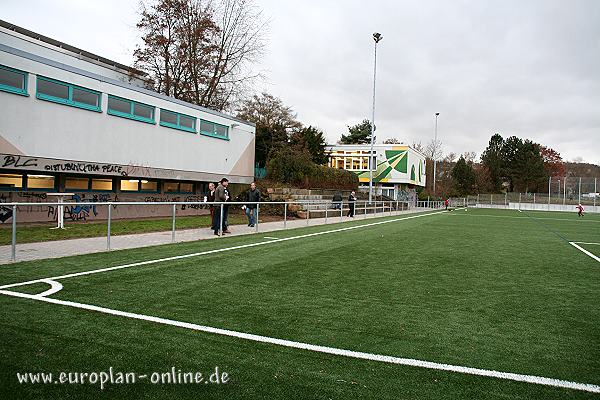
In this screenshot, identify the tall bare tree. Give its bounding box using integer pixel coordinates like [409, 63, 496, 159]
[133, 0, 266, 111]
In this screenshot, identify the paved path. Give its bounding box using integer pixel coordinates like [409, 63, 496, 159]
[0, 208, 430, 264]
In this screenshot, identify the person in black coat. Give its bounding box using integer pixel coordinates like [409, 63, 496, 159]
[347, 190, 357, 217]
[243, 182, 261, 227]
[332, 192, 343, 210]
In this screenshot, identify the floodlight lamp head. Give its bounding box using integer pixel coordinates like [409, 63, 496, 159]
[373, 32, 383, 43]
[435, 112, 440, 116]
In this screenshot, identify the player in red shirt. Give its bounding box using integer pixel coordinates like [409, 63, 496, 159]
[576, 204, 584, 217]
[445, 198, 449, 210]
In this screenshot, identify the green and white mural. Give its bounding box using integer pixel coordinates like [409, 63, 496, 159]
[356, 146, 425, 185]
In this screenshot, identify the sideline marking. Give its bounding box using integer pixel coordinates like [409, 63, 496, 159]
[573, 242, 600, 246]
[263, 237, 278, 240]
[0, 211, 446, 290]
[449, 213, 600, 223]
[569, 242, 600, 263]
[0, 289, 598, 394]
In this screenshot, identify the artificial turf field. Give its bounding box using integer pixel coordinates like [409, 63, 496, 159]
[0, 208, 599, 399]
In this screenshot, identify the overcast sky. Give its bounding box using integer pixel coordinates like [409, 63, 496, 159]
[3, 0, 599, 164]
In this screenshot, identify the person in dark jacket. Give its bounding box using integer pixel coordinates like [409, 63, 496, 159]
[207, 182, 216, 225]
[347, 190, 357, 217]
[243, 182, 261, 227]
[212, 178, 230, 235]
[332, 192, 342, 209]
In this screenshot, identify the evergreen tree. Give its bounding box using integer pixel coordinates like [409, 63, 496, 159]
[480, 134, 505, 192]
[339, 119, 372, 144]
[451, 156, 476, 195]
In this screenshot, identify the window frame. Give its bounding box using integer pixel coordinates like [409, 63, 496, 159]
[159, 109, 197, 133]
[199, 119, 230, 141]
[119, 178, 160, 193]
[25, 173, 58, 192]
[0, 65, 29, 96]
[0, 171, 26, 191]
[36, 76, 101, 112]
[107, 95, 155, 124]
[64, 176, 116, 193]
[163, 181, 195, 194]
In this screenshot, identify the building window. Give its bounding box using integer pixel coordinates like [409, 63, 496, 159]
[36, 76, 101, 112]
[26, 174, 55, 190]
[108, 95, 155, 124]
[65, 176, 90, 190]
[200, 119, 229, 140]
[120, 179, 158, 192]
[164, 181, 194, 193]
[0, 173, 24, 189]
[91, 178, 113, 191]
[160, 109, 197, 133]
[0, 65, 28, 96]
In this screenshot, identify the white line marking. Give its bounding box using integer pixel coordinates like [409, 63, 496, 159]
[0, 211, 445, 290]
[263, 237, 278, 240]
[573, 242, 600, 246]
[0, 289, 598, 394]
[569, 242, 600, 263]
[36, 280, 63, 297]
[450, 214, 600, 223]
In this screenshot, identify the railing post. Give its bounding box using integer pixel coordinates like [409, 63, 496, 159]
[519, 193, 522, 210]
[364, 201, 367, 219]
[533, 193, 536, 205]
[563, 177, 566, 205]
[306, 202, 310, 225]
[594, 178, 597, 208]
[171, 203, 176, 243]
[340, 201, 343, 221]
[11, 205, 16, 262]
[505, 192, 507, 207]
[548, 176, 551, 210]
[219, 204, 224, 236]
[325, 205, 328, 224]
[107, 204, 111, 251]
[396, 200, 398, 215]
[255, 203, 260, 232]
[284, 203, 287, 229]
[578, 177, 582, 204]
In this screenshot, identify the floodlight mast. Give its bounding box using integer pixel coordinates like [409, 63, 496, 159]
[368, 32, 383, 204]
[433, 112, 440, 196]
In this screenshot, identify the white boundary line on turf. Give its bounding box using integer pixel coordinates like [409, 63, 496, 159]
[573, 242, 600, 246]
[0, 289, 598, 394]
[569, 242, 600, 263]
[0, 210, 446, 290]
[448, 213, 600, 223]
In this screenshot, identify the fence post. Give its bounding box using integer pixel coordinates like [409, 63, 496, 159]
[284, 203, 287, 229]
[395, 200, 398, 215]
[533, 193, 536, 205]
[505, 192, 507, 207]
[477, 193, 480, 205]
[325, 205, 328, 224]
[594, 178, 597, 208]
[563, 177, 566, 205]
[364, 201, 367, 219]
[171, 204, 176, 243]
[107, 204, 111, 251]
[307, 202, 310, 225]
[11, 205, 16, 262]
[519, 193, 521, 210]
[255, 204, 260, 232]
[219, 204, 224, 236]
[578, 177, 582, 204]
[548, 176, 551, 210]
[490, 194, 493, 206]
[340, 202, 343, 221]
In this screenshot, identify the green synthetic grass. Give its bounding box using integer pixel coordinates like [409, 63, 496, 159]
[1, 209, 599, 399]
[0, 214, 250, 245]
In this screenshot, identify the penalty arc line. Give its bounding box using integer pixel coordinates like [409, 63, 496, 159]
[0, 289, 599, 394]
[0, 210, 446, 290]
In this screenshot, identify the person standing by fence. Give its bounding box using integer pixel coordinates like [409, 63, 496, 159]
[347, 190, 357, 217]
[244, 182, 261, 227]
[212, 178, 229, 235]
[207, 182, 216, 227]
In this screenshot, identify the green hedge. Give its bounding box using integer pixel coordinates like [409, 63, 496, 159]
[267, 148, 358, 190]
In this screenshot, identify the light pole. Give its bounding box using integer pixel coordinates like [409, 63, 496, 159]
[433, 112, 439, 196]
[369, 32, 383, 203]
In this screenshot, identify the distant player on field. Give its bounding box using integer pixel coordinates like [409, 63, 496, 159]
[445, 198, 449, 210]
[576, 203, 584, 217]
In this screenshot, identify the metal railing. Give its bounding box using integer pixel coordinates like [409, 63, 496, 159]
[2, 199, 428, 262]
